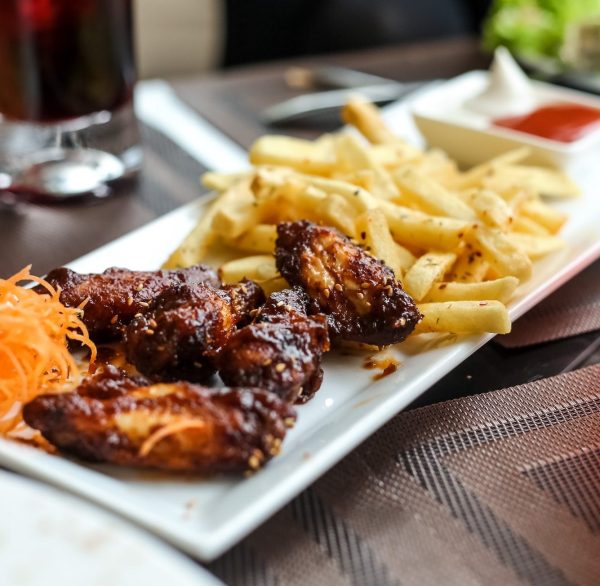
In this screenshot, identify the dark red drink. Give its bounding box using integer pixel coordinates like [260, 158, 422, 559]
[0, 0, 134, 123]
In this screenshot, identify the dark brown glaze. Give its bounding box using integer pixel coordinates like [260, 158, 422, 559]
[36, 265, 221, 341]
[218, 287, 330, 403]
[124, 280, 265, 382]
[23, 366, 295, 474]
[275, 221, 422, 346]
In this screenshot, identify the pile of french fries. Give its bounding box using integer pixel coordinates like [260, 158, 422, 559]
[164, 98, 578, 337]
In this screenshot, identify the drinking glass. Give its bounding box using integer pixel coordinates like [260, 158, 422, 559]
[0, 0, 141, 203]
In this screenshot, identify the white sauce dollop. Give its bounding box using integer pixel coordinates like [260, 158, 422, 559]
[466, 46, 536, 118]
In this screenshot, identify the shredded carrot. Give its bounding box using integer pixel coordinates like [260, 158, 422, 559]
[139, 419, 207, 457]
[0, 266, 97, 435]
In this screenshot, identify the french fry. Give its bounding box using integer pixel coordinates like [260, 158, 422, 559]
[342, 97, 400, 145]
[356, 209, 408, 279]
[249, 134, 337, 174]
[381, 202, 472, 251]
[460, 188, 513, 229]
[163, 179, 254, 268]
[519, 200, 567, 234]
[469, 225, 532, 282]
[403, 252, 457, 301]
[452, 147, 531, 190]
[416, 300, 511, 334]
[483, 165, 580, 199]
[449, 251, 490, 283]
[410, 148, 460, 186]
[394, 167, 476, 221]
[232, 224, 277, 253]
[507, 233, 566, 259]
[212, 192, 260, 239]
[334, 133, 399, 199]
[219, 255, 278, 283]
[202, 171, 250, 192]
[422, 276, 519, 304]
[510, 215, 551, 236]
[316, 192, 360, 237]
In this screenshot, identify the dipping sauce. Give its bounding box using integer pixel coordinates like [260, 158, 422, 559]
[494, 103, 600, 143]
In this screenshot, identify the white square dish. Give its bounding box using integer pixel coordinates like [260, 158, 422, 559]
[412, 70, 600, 170]
[1, 99, 599, 562]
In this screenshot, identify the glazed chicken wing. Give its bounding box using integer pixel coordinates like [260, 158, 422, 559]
[218, 287, 330, 403]
[275, 221, 421, 346]
[37, 265, 220, 341]
[124, 279, 264, 382]
[23, 366, 295, 474]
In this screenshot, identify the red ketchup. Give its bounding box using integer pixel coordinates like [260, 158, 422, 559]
[494, 103, 600, 143]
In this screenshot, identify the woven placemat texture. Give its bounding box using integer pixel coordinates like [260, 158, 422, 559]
[208, 364, 600, 586]
[497, 261, 600, 349]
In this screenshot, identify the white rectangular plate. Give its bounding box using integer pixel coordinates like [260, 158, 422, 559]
[1, 100, 600, 561]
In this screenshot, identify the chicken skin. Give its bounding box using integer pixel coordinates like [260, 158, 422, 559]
[124, 279, 264, 382]
[23, 366, 295, 474]
[218, 287, 330, 403]
[275, 221, 421, 346]
[37, 265, 220, 341]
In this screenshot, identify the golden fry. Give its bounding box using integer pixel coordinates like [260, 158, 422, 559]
[422, 276, 519, 304]
[403, 252, 457, 301]
[416, 300, 511, 334]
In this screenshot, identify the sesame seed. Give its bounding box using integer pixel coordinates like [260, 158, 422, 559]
[284, 417, 295, 428]
[385, 285, 394, 295]
[135, 283, 144, 291]
[275, 363, 286, 373]
[357, 292, 364, 299]
[110, 315, 118, 324]
[149, 319, 158, 328]
[139, 301, 150, 308]
[276, 301, 285, 307]
[145, 329, 155, 335]
[127, 296, 134, 306]
[361, 282, 370, 289]
[248, 455, 260, 470]
[323, 288, 331, 298]
[360, 231, 366, 240]
[334, 283, 343, 292]
[263, 358, 272, 366]
[134, 313, 143, 318]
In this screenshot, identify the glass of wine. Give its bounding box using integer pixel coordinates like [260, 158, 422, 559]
[0, 0, 141, 203]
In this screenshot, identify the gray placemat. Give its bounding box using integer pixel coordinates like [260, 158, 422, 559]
[497, 261, 600, 349]
[208, 364, 600, 586]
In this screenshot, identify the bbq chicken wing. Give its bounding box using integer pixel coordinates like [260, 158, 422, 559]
[37, 265, 220, 341]
[124, 279, 264, 382]
[218, 287, 330, 403]
[275, 221, 421, 346]
[23, 366, 295, 474]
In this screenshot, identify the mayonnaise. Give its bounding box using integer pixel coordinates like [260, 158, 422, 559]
[466, 46, 536, 117]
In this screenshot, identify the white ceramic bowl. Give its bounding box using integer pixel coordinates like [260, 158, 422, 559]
[412, 70, 600, 171]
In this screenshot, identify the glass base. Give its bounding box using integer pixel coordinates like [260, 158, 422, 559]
[0, 102, 142, 203]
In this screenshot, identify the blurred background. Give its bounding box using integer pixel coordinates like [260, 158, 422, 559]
[134, 0, 600, 79]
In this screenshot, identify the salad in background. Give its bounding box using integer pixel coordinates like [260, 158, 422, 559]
[483, 0, 600, 85]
